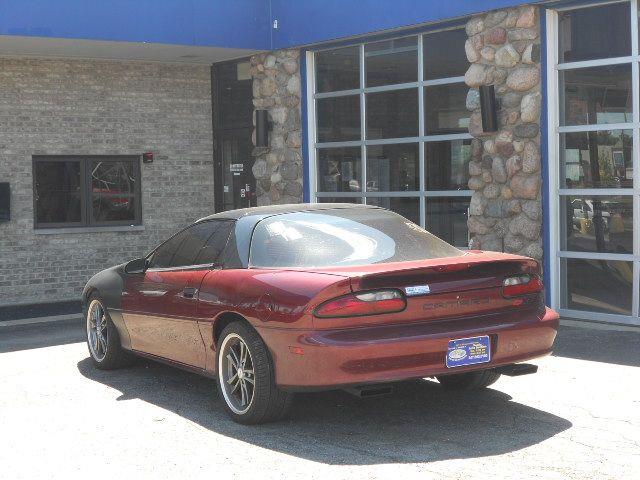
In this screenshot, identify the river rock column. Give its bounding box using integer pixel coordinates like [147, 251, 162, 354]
[250, 49, 303, 206]
[464, 6, 543, 261]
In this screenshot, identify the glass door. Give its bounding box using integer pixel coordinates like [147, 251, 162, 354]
[213, 59, 256, 211]
[549, 1, 639, 325]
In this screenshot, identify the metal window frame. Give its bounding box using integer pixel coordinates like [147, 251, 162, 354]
[307, 28, 472, 247]
[33, 155, 142, 230]
[546, 0, 640, 325]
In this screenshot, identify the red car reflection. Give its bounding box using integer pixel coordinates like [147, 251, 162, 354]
[82, 204, 559, 424]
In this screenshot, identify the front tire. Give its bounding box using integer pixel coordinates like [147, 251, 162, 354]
[216, 321, 292, 424]
[86, 295, 131, 370]
[436, 369, 501, 391]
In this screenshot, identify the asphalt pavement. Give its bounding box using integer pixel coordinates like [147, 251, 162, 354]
[0, 318, 638, 479]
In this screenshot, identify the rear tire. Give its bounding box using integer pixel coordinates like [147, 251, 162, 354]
[216, 321, 292, 424]
[436, 369, 501, 391]
[86, 295, 132, 370]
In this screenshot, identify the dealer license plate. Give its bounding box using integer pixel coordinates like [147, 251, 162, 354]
[446, 335, 491, 368]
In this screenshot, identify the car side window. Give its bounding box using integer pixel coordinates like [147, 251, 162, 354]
[148, 230, 189, 269]
[194, 220, 234, 265]
[171, 222, 221, 267]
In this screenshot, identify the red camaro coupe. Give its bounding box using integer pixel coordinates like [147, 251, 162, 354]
[82, 204, 559, 424]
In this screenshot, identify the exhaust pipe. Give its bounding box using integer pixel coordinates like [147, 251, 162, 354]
[344, 385, 394, 398]
[494, 363, 538, 377]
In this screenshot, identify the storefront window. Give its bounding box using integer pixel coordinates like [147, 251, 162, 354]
[553, 1, 639, 324]
[313, 27, 471, 247]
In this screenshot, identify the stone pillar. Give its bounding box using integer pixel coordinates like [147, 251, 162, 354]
[249, 49, 303, 206]
[464, 5, 543, 261]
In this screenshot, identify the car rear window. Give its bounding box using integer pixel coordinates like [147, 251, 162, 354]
[249, 208, 463, 268]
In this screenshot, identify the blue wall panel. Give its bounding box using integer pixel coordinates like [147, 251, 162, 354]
[0, 0, 271, 50]
[271, 0, 544, 49]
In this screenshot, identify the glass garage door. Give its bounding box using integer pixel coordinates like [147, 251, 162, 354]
[309, 28, 473, 248]
[549, 1, 640, 325]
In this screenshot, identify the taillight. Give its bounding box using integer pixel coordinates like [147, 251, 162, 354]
[502, 274, 543, 297]
[314, 289, 406, 318]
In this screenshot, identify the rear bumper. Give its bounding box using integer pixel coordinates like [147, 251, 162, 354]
[257, 307, 559, 390]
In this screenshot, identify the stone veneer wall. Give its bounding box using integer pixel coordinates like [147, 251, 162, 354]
[464, 5, 543, 261]
[250, 49, 304, 206]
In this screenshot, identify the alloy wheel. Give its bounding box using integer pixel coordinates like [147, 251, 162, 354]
[87, 299, 108, 362]
[218, 333, 255, 414]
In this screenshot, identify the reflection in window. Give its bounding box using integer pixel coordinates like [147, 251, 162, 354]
[317, 148, 361, 192]
[315, 46, 360, 93]
[426, 140, 472, 191]
[561, 130, 632, 189]
[558, 3, 630, 63]
[423, 28, 467, 80]
[91, 161, 137, 223]
[34, 160, 82, 225]
[367, 144, 419, 192]
[426, 197, 470, 247]
[366, 89, 419, 139]
[561, 65, 632, 126]
[365, 36, 418, 87]
[562, 258, 632, 315]
[317, 95, 360, 142]
[424, 83, 470, 134]
[561, 196, 633, 254]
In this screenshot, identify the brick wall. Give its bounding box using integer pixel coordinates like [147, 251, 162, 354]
[0, 58, 214, 306]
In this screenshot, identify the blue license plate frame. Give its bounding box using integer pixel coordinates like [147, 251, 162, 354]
[446, 335, 491, 368]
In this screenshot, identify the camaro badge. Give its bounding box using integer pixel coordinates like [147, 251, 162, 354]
[405, 285, 431, 296]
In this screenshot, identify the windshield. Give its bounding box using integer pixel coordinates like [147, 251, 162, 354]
[249, 208, 463, 268]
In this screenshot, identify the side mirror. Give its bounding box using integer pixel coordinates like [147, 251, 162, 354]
[125, 257, 149, 274]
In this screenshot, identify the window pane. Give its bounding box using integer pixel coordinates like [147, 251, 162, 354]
[560, 130, 633, 189]
[560, 195, 633, 254]
[317, 95, 360, 142]
[317, 147, 362, 192]
[315, 46, 360, 93]
[365, 36, 418, 87]
[366, 89, 418, 139]
[426, 197, 470, 247]
[366, 144, 419, 192]
[366, 197, 419, 224]
[91, 160, 138, 223]
[316, 197, 362, 204]
[218, 61, 253, 127]
[561, 65, 632, 126]
[561, 258, 632, 315]
[150, 231, 188, 269]
[195, 221, 234, 265]
[171, 222, 217, 267]
[423, 29, 467, 80]
[424, 83, 469, 134]
[425, 139, 472, 191]
[34, 160, 81, 225]
[558, 3, 630, 63]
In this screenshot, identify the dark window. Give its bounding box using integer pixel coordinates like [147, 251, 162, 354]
[315, 46, 360, 93]
[316, 95, 361, 142]
[423, 28, 467, 80]
[217, 61, 253, 128]
[366, 89, 419, 139]
[250, 209, 461, 268]
[33, 156, 141, 228]
[424, 83, 469, 134]
[558, 3, 630, 63]
[317, 147, 362, 193]
[365, 36, 418, 87]
[149, 220, 234, 269]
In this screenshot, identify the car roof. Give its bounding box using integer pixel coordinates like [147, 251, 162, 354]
[196, 203, 380, 223]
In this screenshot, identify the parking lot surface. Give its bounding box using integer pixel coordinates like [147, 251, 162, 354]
[0, 318, 638, 479]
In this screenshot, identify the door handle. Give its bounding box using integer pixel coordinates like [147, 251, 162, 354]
[181, 287, 198, 299]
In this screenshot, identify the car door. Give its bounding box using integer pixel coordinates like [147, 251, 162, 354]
[122, 220, 233, 367]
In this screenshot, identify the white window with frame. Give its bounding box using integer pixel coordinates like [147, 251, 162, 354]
[547, 0, 640, 325]
[306, 28, 473, 247]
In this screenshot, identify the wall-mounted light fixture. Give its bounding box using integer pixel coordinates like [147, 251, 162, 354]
[479, 85, 498, 133]
[255, 110, 270, 148]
